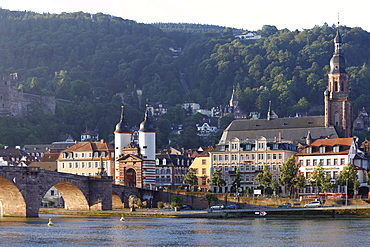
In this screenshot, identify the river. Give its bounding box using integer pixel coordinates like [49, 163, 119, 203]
[0, 215, 369, 246]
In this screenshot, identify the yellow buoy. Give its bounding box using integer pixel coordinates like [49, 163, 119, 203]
[48, 218, 54, 226]
[120, 214, 125, 221]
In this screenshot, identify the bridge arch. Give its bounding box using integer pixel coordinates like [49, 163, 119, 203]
[112, 191, 123, 209]
[0, 176, 26, 216]
[53, 182, 89, 210]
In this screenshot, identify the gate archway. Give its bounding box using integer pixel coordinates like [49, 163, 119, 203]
[126, 168, 136, 187]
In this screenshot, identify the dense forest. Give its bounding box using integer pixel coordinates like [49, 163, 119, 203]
[0, 9, 370, 149]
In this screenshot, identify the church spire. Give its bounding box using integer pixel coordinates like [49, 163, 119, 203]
[329, 25, 346, 74]
[325, 23, 352, 138]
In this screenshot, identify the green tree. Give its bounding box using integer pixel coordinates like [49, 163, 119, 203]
[170, 195, 183, 210]
[271, 178, 280, 196]
[254, 165, 272, 195]
[211, 169, 226, 193]
[231, 168, 241, 194]
[337, 163, 360, 195]
[293, 173, 306, 191]
[201, 192, 218, 209]
[310, 163, 326, 192]
[128, 195, 138, 211]
[183, 168, 198, 190]
[279, 157, 300, 196]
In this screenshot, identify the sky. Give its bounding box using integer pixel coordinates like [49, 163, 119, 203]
[0, 0, 368, 32]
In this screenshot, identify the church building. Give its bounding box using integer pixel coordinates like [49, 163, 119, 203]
[114, 106, 156, 189]
[219, 27, 352, 145]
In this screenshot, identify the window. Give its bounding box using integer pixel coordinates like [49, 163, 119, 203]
[273, 144, 278, 150]
[75, 162, 78, 168]
[313, 159, 317, 166]
[251, 165, 255, 171]
[251, 154, 255, 160]
[306, 147, 312, 154]
[74, 153, 78, 158]
[224, 166, 229, 172]
[246, 165, 250, 171]
[81, 162, 85, 168]
[202, 178, 207, 185]
[194, 169, 199, 174]
[81, 153, 85, 158]
[218, 155, 222, 161]
[267, 154, 271, 160]
[202, 168, 206, 174]
[231, 143, 237, 150]
[62, 163, 65, 169]
[240, 166, 244, 172]
[213, 155, 217, 161]
[88, 162, 92, 168]
[240, 154, 244, 161]
[246, 154, 250, 160]
[327, 159, 331, 166]
[306, 160, 310, 166]
[273, 165, 277, 171]
[258, 154, 264, 160]
[333, 171, 338, 179]
[69, 163, 72, 168]
[319, 159, 324, 165]
[340, 158, 345, 165]
[305, 172, 311, 179]
[224, 155, 229, 161]
[95, 162, 99, 168]
[278, 154, 282, 160]
[319, 146, 326, 153]
[333, 159, 338, 165]
[202, 159, 206, 165]
[273, 154, 277, 160]
[231, 155, 237, 161]
[258, 143, 264, 149]
[333, 146, 340, 153]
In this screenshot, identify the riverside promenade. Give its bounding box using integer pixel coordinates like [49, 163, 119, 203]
[39, 204, 370, 219]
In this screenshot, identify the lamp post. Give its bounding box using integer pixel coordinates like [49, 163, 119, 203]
[345, 178, 348, 207]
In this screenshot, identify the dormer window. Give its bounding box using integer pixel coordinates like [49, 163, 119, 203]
[306, 147, 312, 154]
[333, 145, 340, 153]
[246, 144, 251, 150]
[273, 144, 278, 150]
[319, 146, 326, 153]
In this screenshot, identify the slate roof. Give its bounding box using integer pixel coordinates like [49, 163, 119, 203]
[219, 116, 338, 144]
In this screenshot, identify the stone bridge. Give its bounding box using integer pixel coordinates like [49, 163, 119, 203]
[0, 166, 155, 217]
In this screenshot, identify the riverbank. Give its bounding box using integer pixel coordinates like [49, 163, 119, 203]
[39, 206, 370, 219]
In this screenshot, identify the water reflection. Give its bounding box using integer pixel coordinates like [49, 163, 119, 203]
[1, 215, 370, 246]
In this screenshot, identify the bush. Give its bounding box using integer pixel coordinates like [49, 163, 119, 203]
[170, 195, 183, 209]
[157, 201, 164, 209]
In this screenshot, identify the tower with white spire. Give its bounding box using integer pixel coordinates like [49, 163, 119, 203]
[138, 106, 156, 188]
[114, 106, 131, 162]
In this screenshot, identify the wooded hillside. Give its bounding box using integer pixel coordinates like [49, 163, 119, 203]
[0, 9, 370, 148]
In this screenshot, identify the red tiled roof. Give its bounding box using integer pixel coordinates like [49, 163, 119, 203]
[297, 137, 354, 155]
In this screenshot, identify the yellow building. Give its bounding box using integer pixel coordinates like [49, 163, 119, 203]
[57, 140, 115, 177]
[189, 146, 214, 192]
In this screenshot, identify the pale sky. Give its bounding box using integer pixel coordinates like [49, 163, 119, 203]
[0, 0, 367, 31]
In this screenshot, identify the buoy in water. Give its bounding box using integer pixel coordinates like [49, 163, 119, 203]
[120, 214, 125, 221]
[48, 218, 54, 226]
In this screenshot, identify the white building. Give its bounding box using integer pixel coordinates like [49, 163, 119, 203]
[296, 137, 369, 195]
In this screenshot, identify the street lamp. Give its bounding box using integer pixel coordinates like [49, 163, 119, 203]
[345, 178, 348, 207]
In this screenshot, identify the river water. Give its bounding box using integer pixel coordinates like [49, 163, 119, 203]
[0, 215, 369, 246]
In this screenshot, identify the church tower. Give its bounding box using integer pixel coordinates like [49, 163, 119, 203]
[324, 26, 352, 137]
[138, 106, 156, 188]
